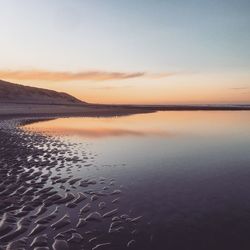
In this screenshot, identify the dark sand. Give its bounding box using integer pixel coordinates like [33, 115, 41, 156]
[1, 102, 250, 121]
[0, 118, 147, 250]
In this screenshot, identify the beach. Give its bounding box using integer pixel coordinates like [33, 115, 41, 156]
[0, 0, 250, 250]
[1, 0, 250, 248]
[0, 103, 154, 118]
[1, 103, 250, 119]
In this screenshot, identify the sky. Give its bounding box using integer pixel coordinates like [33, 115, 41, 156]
[0, 0, 250, 104]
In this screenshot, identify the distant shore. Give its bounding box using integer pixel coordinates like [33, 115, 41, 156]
[0, 102, 250, 120]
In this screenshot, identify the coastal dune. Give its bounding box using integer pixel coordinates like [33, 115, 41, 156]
[0, 79, 84, 105]
[0, 79, 154, 118]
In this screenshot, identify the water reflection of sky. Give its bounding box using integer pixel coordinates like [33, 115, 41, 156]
[24, 111, 250, 249]
[24, 111, 250, 178]
[24, 111, 250, 138]
[24, 111, 250, 169]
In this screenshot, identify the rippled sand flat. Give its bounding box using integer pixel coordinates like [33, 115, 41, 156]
[0, 119, 145, 250]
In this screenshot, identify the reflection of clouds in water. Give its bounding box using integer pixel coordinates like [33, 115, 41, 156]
[37, 127, 177, 138]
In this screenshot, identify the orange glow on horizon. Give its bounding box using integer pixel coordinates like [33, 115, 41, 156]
[1, 71, 249, 105]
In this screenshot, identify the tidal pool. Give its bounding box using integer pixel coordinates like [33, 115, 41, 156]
[24, 111, 250, 249]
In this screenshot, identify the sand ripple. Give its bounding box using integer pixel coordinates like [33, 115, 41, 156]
[0, 119, 144, 249]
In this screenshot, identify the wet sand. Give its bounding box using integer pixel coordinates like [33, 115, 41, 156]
[0, 103, 155, 119]
[1, 103, 250, 119]
[0, 118, 146, 250]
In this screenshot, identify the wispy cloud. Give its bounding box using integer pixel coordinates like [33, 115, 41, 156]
[229, 86, 250, 90]
[0, 69, 176, 82]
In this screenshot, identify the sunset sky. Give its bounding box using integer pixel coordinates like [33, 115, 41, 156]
[0, 0, 249, 104]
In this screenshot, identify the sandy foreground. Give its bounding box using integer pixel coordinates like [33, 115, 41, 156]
[0, 118, 146, 250]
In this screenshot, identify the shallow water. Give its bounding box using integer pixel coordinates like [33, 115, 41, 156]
[24, 111, 250, 249]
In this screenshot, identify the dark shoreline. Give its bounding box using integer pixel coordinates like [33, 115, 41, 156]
[0, 103, 250, 121]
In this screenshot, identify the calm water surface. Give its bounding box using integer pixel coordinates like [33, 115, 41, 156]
[25, 111, 250, 249]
